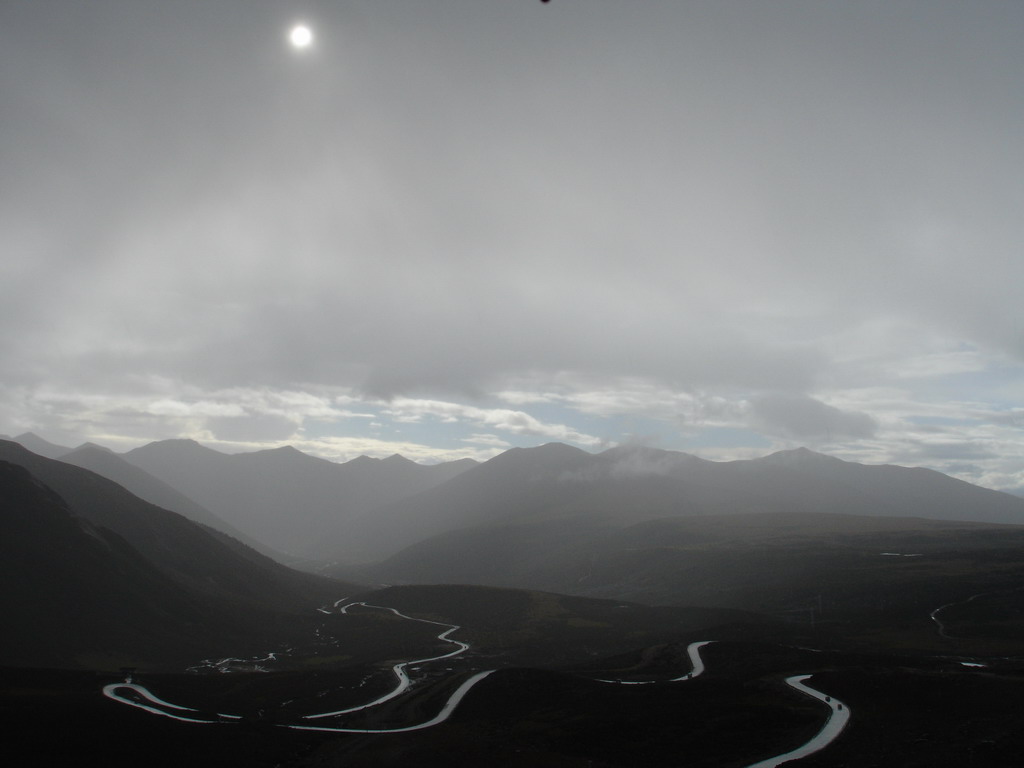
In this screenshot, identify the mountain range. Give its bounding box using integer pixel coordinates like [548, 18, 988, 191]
[330, 442, 1024, 610]
[334, 441, 1024, 563]
[120, 439, 476, 561]
[57, 442, 264, 551]
[4, 432, 477, 563]
[7, 433, 1024, 571]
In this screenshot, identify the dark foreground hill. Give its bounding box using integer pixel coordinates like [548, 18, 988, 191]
[0, 461, 280, 667]
[0, 440, 351, 611]
[0, 443, 363, 669]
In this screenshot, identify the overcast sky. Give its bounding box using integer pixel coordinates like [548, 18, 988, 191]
[2, 1, 1022, 490]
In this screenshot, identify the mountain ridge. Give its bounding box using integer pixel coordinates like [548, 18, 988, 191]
[0, 440, 351, 611]
[55, 443, 278, 557]
[120, 438, 478, 560]
[12, 431, 73, 459]
[339, 442, 1024, 564]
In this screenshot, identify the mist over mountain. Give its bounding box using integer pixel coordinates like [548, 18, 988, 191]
[12, 435, 1021, 573]
[12, 432, 73, 460]
[122, 439, 476, 560]
[340, 442, 599, 562]
[337, 442, 1024, 564]
[57, 443, 257, 545]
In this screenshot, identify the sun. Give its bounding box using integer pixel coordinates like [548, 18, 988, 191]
[288, 23, 314, 50]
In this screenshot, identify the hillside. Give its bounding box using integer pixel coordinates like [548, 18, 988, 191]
[359, 510, 1024, 655]
[11, 431, 72, 459]
[336, 443, 1024, 562]
[0, 460, 347, 668]
[57, 444, 254, 543]
[0, 440, 354, 616]
[122, 439, 476, 560]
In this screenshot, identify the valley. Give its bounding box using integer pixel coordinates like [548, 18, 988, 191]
[5, 588, 1020, 767]
[2, 436, 1023, 766]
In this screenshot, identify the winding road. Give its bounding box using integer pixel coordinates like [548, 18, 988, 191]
[102, 682, 241, 724]
[288, 670, 497, 734]
[103, 599, 488, 733]
[591, 641, 849, 767]
[101, 601, 850, 764]
[744, 675, 850, 768]
[930, 591, 993, 640]
[595, 640, 714, 684]
[674, 640, 713, 680]
[304, 601, 472, 719]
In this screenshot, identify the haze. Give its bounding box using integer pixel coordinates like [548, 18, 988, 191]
[1, 1, 1021, 493]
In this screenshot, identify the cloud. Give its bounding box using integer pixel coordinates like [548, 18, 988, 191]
[10, 2, 1021, 402]
[285, 436, 496, 465]
[207, 412, 299, 443]
[897, 442, 999, 462]
[603, 447, 696, 480]
[384, 398, 603, 447]
[462, 433, 512, 449]
[989, 410, 1024, 428]
[750, 394, 878, 443]
[0, 2, 1021, 487]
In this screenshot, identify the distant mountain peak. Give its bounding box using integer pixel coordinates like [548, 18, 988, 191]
[751, 447, 849, 469]
[262, 445, 304, 455]
[242, 445, 331, 466]
[345, 455, 378, 466]
[73, 442, 113, 453]
[478, 442, 595, 480]
[597, 444, 707, 478]
[512, 442, 589, 458]
[769, 446, 834, 459]
[338, 453, 419, 468]
[444, 458, 480, 468]
[599, 444, 702, 461]
[493, 442, 592, 464]
[13, 432, 73, 459]
[542, 441, 582, 450]
[134, 438, 213, 453]
[123, 438, 228, 465]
